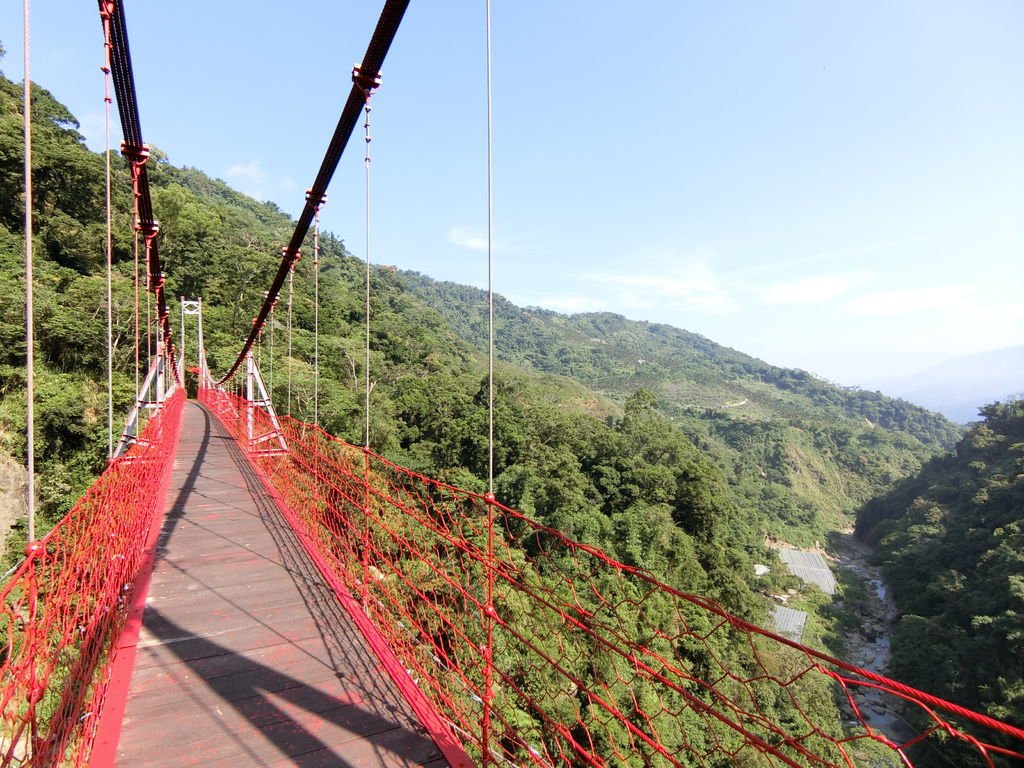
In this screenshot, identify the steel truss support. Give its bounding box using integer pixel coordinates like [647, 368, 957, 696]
[180, 296, 200, 383]
[245, 353, 288, 455]
[114, 340, 175, 458]
[192, 297, 214, 390]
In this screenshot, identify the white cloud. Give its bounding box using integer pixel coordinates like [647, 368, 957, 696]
[448, 226, 489, 252]
[842, 285, 971, 316]
[760, 272, 864, 305]
[447, 225, 515, 253]
[222, 160, 297, 207]
[225, 160, 266, 183]
[985, 303, 1024, 322]
[583, 258, 739, 315]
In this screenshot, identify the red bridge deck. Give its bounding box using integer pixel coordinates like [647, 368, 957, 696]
[104, 402, 449, 767]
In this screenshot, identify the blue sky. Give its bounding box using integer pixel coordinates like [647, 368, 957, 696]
[3, 1, 1022, 386]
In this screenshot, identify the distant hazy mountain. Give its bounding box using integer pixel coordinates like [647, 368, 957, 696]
[868, 345, 1024, 423]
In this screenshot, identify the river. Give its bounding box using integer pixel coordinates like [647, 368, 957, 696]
[832, 530, 914, 740]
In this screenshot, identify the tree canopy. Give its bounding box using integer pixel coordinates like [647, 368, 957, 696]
[0, 69, 1001, 763]
[857, 400, 1024, 762]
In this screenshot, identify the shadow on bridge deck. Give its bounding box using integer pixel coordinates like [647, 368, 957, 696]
[104, 402, 449, 767]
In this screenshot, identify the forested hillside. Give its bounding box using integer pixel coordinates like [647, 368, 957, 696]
[0, 60, 958, 559]
[0, 59, 996, 766]
[857, 400, 1024, 760]
[0, 67, 764, 614]
[404, 273, 961, 543]
[401, 274, 959, 445]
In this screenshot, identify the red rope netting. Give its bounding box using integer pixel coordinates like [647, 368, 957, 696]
[0, 390, 183, 767]
[203, 388, 1024, 767]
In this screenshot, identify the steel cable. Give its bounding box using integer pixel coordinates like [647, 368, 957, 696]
[101, 0, 180, 381]
[214, 0, 409, 385]
[102, 10, 114, 458]
[363, 93, 373, 450]
[22, 0, 35, 541]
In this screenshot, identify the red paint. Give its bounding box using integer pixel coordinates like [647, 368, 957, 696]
[90, 396, 185, 768]
[0, 392, 185, 767]
[197, 386, 1024, 767]
[242, 449, 475, 768]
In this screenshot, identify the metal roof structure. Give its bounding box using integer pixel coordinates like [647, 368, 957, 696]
[778, 549, 837, 595]
[773, 605, 809, 642]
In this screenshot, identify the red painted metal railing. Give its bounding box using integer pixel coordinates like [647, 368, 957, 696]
[213, 387, 1024, 766]
[0, 390, 183, 767]
[203, 388, 1024, 766]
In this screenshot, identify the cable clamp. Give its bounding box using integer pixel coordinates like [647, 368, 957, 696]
[305, 189, 328, 209]
[352, 65, 382, 96]
[140, 220, 160, 241]
[121, 142, 151, 169]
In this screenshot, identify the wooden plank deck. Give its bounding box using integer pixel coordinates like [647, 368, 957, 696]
[112, 401, 450, 767]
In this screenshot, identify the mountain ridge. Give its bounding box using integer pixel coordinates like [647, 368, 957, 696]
[1, 66, 960, 556]
[866, 344, 1024, 423]
[399, 272, 961, 451]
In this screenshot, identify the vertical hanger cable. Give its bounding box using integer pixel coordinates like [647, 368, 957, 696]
[287, 266, 294, 416]
[22, 0, 35, 541]
[362, 86, 374, 449]
[102, 6, 114, 459]
[313, 202, 322, 425]
[485, 0, 496, 496]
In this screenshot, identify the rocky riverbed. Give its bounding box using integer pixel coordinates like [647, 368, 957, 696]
[832, 530, 914, 741]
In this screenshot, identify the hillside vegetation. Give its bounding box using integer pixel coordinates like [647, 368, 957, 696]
[404, 274, 960, 543]
[0, 68, 766, 608]
[857, 400, 1024, 762]
[0, 65, 986, 763]
[0, 63, 958, 557]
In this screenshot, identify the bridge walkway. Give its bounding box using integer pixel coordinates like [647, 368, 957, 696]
[107, 401, 448, 767]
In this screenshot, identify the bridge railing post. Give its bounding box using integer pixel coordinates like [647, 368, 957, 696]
[482, 492, 497, 767]
[361, 448, 370, 611]
[245, 353, 255, 447]
[155, 338, 165, 405]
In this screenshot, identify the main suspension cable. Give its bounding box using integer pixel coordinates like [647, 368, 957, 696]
[22, 0, 35, 542]
[100, 0, 180, 381]
[213, 0, 409, 386]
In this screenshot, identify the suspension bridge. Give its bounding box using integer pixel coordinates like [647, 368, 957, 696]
[4, 1, 1024, 766]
